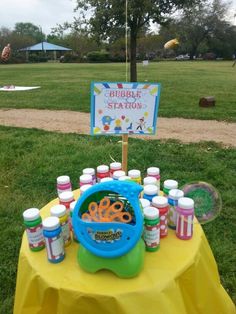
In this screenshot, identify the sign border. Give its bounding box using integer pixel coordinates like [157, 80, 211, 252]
[90, 81, 161, 136]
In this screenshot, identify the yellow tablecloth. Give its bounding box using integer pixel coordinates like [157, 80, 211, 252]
[14, 190, 235, 314]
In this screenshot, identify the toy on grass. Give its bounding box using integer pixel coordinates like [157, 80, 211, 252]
[72, 180, 145, 278]
[182, 181, 222, 224]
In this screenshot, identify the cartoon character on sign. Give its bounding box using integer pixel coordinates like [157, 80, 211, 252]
[114, 119, 122, 133]
[101, 115, 115, 131]
[136, 117, 146, 131]
[126, 123, 133, 131]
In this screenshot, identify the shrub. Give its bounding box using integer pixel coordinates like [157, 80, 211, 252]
[87, 51, 109, 62]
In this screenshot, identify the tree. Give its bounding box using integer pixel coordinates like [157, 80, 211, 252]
[74, 0, 200, 81]
[13, 23, 45, 43]
[161, 0, 232, 59]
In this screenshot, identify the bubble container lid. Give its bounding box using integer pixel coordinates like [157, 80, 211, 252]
[97, 165, 109, 173]
[83, 168, 95, 175]
[23, 208, 40, 221]
[147, 167, 160, 176]
[59, 191, 74, 202]
[50, 204, 66, 217]
[143, 184, 158, 195]
[128, 169, 141, 178]
[164, 179, 178, 190]
[57, 175, 70, 185]
[143, 176, 157, 186]
[80, 174, 93, 183]
[152, 196, 168, 208]
[144, 206, 159, 220]
[178, 197, 194, 209]
[43, 216, 60, 231]
[110, 162, 122, 170]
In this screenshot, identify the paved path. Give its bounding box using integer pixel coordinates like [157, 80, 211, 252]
[0, 108, 235, 147]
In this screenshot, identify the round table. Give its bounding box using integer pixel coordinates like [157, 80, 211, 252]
[14, 190, 235, 314]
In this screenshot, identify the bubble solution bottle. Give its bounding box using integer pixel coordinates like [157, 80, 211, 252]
[143, 176, 157, 186]
[128, 169, 141, 184]
[79, 174, 93, 187]
[80, 184, 93, 195]
[143, 184, 158, 202]
[163, 179, 178, 196]
[43, 216, 65, 263]
[83, 168, 96, 184]
[97, 165, 110, 182]
[59, 191, 75, 212]
[168, 189, 184, 230]
[110, 162, 122, 177]
[23, 208, 45, 252]
[176, 197, 194, 240]
[70, 201, 79, 243]
[147, 167, 160, 192]
[152, 196, 169, 238]
[143, 207, 160, 251]
[50, 204, 71, 247]
[57, 175, 72, 196]
[113, 170, 126, 180]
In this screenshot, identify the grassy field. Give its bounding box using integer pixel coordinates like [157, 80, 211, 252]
[0, 61, 236, 121]
[0, 126, 235, 313]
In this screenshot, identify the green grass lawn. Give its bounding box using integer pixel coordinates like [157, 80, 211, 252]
[0, 61, 236, 121]
[0, 126, 235, 313]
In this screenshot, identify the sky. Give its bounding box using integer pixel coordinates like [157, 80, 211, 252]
[0, 0, 236, 35]
[0, 0, 78, 34]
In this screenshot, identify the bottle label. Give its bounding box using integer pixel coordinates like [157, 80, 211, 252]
[160, 213, 168, 237]
[143, 224, 160, 248]
[61, 221, 71, 244]
[176, 214, 193, 238]
[168, 204, 177, 228]
[26, 225, 45, 248]
[45, 235, 64, 261]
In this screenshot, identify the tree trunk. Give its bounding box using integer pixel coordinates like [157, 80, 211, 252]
[130, 29, 137, 82]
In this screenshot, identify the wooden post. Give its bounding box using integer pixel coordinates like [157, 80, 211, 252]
[122, 134, 128, 173]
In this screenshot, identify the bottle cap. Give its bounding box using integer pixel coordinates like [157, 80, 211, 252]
[80, 184, 92, 193]
[83, 168, 95, 176]
[113, 170, 126, 179]
[50, 204, 66, 217]
[80, 174, 92, 184]
[42, 216, 60, 231]
[128, 169, 141, 178]
[164, 179, 178, 190]
[110, 162, 122, 170]
[144, 184, 158, 195]
[147, 167, 160, 176]
[97, 165, 109, 173]
[178, 197, 194, 209]
[140, 198, 150, 208]
[118, 176, 131, 181]
[152, 196, 168, 208]
[144, 206, 159, 220]
[59, 191, 74, 202]
[70, 201, 76, 213]
[100, 177, 113, 182]
[169, 189, 184, 200]
[23, 208, 40, 221]
[57, 175, 70, 185]
[143, 176, 157, 186]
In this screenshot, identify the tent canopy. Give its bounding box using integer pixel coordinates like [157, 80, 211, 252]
[20, 42, 72, 51]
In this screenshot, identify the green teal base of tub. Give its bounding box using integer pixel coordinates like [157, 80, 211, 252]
[77, 239, 145, 278]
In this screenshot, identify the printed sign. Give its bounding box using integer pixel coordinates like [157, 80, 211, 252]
[91, 82, 161, 135]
